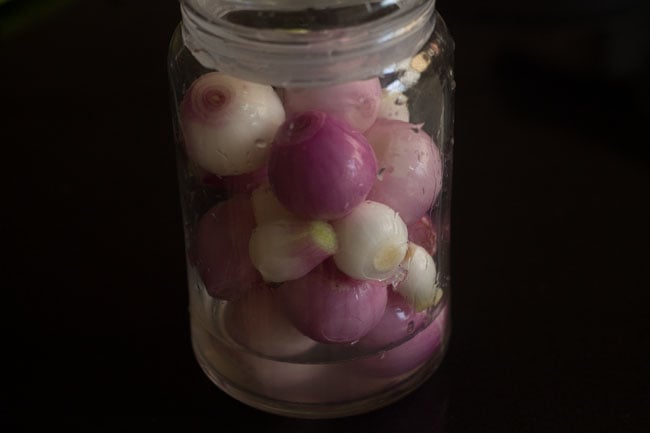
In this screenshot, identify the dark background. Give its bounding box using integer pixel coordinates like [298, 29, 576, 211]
[2, 0, 649, 432]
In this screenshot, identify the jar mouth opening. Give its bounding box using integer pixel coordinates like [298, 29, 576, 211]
[180, 0, 437, 87]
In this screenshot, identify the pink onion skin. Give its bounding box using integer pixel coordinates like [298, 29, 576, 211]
[357, 290, 427, 349]
[356, 305, 448, 377]
[282, 79, 381, 132]
[278, 260, 388, 344]
[194, 195, 262, 300]
[407, 214, 438, 256]
[365, 119, 443, 225]
[268, 111, 377, 220]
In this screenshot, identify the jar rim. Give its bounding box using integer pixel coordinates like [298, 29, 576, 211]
[180, 0, 437, 86]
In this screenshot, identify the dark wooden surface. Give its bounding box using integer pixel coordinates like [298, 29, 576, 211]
[3, 1, 649, 432]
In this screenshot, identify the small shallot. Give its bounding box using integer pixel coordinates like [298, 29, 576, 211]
[180, 72, 285, 176]
[249, 219, 337, 282]
[333, 201, 408, 281]
[268, 111, 377, 220]
[278, 260, 388, 344]
[395, 242, 440, 312]
[365, 119, 443, 225]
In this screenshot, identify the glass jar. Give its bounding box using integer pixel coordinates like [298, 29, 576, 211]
[168, 0, 454, 418]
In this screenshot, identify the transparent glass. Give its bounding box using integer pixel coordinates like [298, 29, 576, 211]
[168, 0, 454, 418]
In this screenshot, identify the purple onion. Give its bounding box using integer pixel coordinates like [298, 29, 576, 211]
[282, 78, 381, 132]
[365, 119, 443, 225]
[407, 214, 438, 256]
[356, 305, 449, 377]
[193, 195, 261, 300]
[268, 111, 377, 220]
[278, 260, 388, 343]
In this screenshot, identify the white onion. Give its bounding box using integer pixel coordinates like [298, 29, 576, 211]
[377, 90, 410, 122]
[180, 72, 285, 176]
[395, 242, 439, 312]
[249, 219, 337, 282]
[332, 201, 408, 281]
[282, 78, 381, 132]
[250, 182, 295, 225]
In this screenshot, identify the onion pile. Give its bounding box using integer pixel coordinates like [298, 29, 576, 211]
[182, 72, 447, 374]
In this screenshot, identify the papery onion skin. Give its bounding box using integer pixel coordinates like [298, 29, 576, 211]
[225, 286, 317, 358]
[282, 79, 381, 132]
[378, 90, 410, 122]
[407, 214, 438, 256]
[278, 260, 388, 344]
[268, 111, 377, 220]
[355, 305, 448, 377]
[365, 119, 443, 225]
[194, 195, 261, 300]
[180, 72, 285, 176]
[332, 200, 408, 281]
[249, 219, 338, 283]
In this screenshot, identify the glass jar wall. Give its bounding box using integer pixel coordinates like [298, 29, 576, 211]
[168, 0, 454, 418]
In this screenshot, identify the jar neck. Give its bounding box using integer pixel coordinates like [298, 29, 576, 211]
[180, 0, 437, 86]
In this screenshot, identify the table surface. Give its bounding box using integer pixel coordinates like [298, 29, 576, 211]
[3, 1, 649, 432]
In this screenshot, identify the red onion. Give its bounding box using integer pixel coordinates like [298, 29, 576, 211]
[249, 219, 337, 282]
[356, 305, 448, 377]
[332, 201, 408, 281]
[282, 78, 381, 132]
[225, 286, 317, 358]
[180, 72, 285, 176]
[278, 260, 388, 343]
[194, 195, 261, 300]
[268, 111, 377, 220]
[365, 119, 443, 225]
[407, 214, 438, 256]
